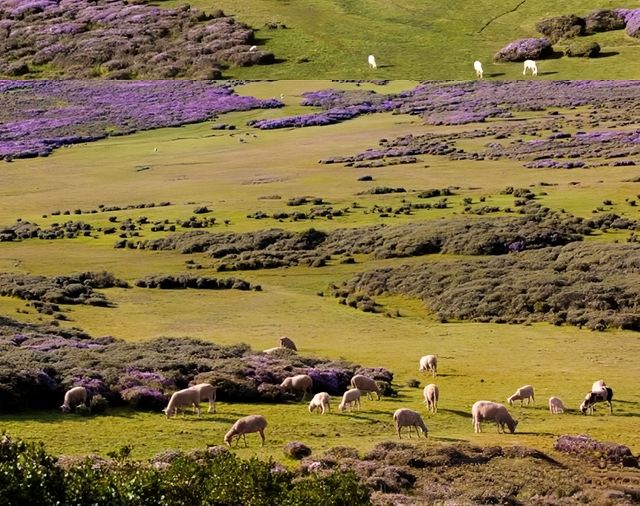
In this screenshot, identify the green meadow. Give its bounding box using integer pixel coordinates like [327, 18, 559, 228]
[153, 0, 640, 79]
[0, 80, 639, 462]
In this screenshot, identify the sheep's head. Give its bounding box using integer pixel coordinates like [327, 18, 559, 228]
[60, 404, 70, 413]
[223, 430, 234, 446]
[579, 401, 589, 414]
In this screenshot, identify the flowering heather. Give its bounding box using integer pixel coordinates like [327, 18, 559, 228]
[0, 0, 274, 78]
[618, 8, 640, 37]
[0, 80, 282, 159]
[310, 81, 640, 169]
[494, 37, 553, 62]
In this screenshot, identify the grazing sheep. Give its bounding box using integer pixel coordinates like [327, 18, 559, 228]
[523, 59, 538, 76]
[423, 383, 439, 413]
[507, 385, 535, 406]
[368, 54, 377, 69]
[548, 396, 565, 414]
[308, 392, 331, 414]
[580, 387, 613, 415]
[393, 408, 429, 438]
[472, 401, 518, 434]
[224, 415, 267, 447]
[280, 374, 313, 400]
[418, 355, 437, 377]
[163, 388, 201, 418]
[338, 388, 361, 412]
[279, 336, 297, 351]
[350, 375, 380, 400]
[60, 386, 88, 413]
[591, 379, 607, 394]
[473, 60, 484, 78]
[263, 346, 283, 354]
[190, 383, 216, 414]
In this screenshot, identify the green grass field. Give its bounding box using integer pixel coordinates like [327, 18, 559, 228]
[1, 80, 639, 461]
[152, 0, 640, 79]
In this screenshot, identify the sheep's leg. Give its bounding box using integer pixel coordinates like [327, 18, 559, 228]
[259, 429, 265, 446]
[396, 425, 402, 439]
[242, 434, 248, 447]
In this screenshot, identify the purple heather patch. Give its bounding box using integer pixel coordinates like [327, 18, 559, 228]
[0, 80, 282, 159]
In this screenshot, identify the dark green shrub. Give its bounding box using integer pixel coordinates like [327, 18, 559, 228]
[564, 41, 600, 57]
[584, 9, 626, 33]
[536, 15, 585, 43]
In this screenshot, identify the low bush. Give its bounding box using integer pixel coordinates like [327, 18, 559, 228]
[0, 434, 370, 505]
[564, 41, 601, 57]
[536, 15, 585, 43]
[494, 38, 553, 62]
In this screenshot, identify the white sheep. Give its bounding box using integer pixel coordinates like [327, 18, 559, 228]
[279, 336, 297, 351]
[280, 374, 313, 400]
[423, 383, 439, 413]
[548, 396, 565, 414]
[507, 385, 535, 406]
[580, 386, 613, 415]
[60, 386, 88, 413]
[263, 346, 283, 354]
[368, 54, 377, 69]
[350, 375, 380, 400]
[393, 408, 428, 438]
[591, 379, 606, 394]
[249, 45, 257, 52]
[473, 60, 483, 78]
[338, 388, 361, 412]
[523, 59, 538, 76]
[418, 355, 437, 377]
[224, 415, 267, 447]
[190, 383, 216, 414]
[472, 401, 518, 434]
[163, 388, 201, 418]
[308, 392, 331, 414]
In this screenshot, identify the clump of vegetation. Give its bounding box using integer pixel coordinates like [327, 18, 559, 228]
[0, 271, 128, 308]
[0, 433, 370, 505]
[335, 242, 640, 331]
[134, 275, 258, 291]
[564, 40, 601, 57]
[536, 15, 586, 43]
[0, 316, 388, 411]
[555, 435, 638, 468]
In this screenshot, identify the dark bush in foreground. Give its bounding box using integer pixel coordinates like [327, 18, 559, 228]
[0, 434, 370, 505]
[494, 37, 553, 62]
[564, 41, 601, 57]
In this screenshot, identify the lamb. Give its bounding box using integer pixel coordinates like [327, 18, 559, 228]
[473, 60, 483, 78]
[418, 354, 437, 377]
[163, 388, 201, 418]
[423, 383, 439, 413]
[190, 383, 216, 414]
[280, 374, 313, 400]
[308, 392, 331, 414]
[350, 375, 380, 400]
[224, 415, 267, 447]
[368, 54, 377, 69]
[60, 386, 88, 413]
[472, 401, 518, 434]
[580, 387, 613, 415]
[548, 396, 565, 414]
[279, 336, 297, 351]
[393, 408, 429, 438]
[338, 388, 361, 412]
[507, 385, 535, 406]
[523, 59, 538, 76]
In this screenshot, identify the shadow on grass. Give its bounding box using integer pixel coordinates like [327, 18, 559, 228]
[439, 408, 472, 419]
[594, 51, 619, 58]
[537, 71, 559, 76]
[487, 72, 506, 77]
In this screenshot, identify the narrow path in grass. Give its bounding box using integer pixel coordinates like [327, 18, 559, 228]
[477, 0, 528, 33]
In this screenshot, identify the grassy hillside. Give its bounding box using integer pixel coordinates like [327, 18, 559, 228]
[0, 80, 639, 464]
[154, 0, 640, 79]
